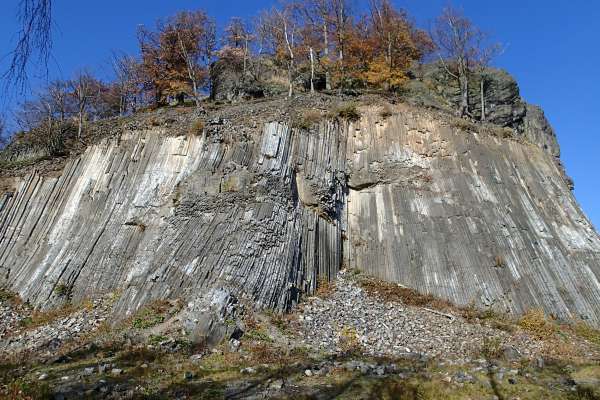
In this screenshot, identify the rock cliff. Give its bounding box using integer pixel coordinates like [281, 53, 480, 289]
[1, 94, 599, 329]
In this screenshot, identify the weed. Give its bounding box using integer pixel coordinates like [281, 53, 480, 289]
[493, 255, 506, 268]
[54, 283, 70, 297]
[481, 336, 503, 359]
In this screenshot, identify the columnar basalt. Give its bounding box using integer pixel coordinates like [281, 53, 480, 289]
[1, 101, 599, 327]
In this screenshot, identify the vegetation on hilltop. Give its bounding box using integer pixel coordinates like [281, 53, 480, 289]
[1, 1, 501, 154]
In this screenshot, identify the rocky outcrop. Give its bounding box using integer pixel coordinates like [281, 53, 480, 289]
[1, 99, 599, 328]
[407, 64, 560, 160]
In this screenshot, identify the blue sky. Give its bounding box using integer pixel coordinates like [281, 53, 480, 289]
[1, 1, 598, 228]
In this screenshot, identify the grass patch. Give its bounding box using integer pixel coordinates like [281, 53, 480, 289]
[131, 300, 171, 330]
[572, 321, 600, 346]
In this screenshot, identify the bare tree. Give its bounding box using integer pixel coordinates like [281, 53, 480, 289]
[432, 6, 499, 118]
[224, 18, 254, 79]
[4, 0, 53, 91]
[69, 71, 99, 139]
[0, 115, 6, 148]
[111, 52, 142, 115]
[257, 7, 298, 97]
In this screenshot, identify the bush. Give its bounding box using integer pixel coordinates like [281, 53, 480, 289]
[293, 110, 322, 130]
[518, 309, 556, 339]
[338, 326, 361, 354]
[335, 103, 361, 122]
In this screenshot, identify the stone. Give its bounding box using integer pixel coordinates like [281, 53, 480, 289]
[83, 367, 95, 376]
[241, 367, 256, 375]
[184, 371, 195, 380]
[501, 346, 521, 361]
[38, 373, 49, 381]
[1, 95, 599, 335]
[269, 379, 284, 390]
[304, 369, 313, 377]
[111, 368, 123, 376]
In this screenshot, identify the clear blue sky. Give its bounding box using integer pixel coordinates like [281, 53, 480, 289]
[1, 1, 598, 228]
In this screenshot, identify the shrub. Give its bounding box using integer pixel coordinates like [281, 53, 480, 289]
[518, 308, 556, 339]
[481, 336, 503, 359]
[335, 103, 361, 122]
[54, 283, 70, 297]
[293, 110, 323, 130]
[338, 326, 361, 354]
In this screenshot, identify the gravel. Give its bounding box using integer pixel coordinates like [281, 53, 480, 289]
[296, 270, 543, 361]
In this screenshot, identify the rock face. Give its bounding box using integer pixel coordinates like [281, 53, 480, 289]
[407, 64, 560, 159]
[1, 100, 600, 327]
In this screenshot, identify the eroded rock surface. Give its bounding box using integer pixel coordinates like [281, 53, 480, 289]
[1, 99, 599, 329]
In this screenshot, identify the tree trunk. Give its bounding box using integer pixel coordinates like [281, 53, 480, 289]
[243, 38, 248, 80]
[78, 111, 83, 139]
[458, 61, 469, 117]
[283, 21, 294, 98]
[480, 76, 486, 122]
[310, 47, 315, 94]
[323, 23, 331, 91]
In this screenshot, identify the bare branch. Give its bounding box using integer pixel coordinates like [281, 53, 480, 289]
[3, 0, 53, 93]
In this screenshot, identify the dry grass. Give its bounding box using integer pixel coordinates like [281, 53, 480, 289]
[359, 277, 453, 310]
[315, 276, 335, 298]
[293, 109, 323, 130]
[379, 104, 394, 119]
[494, 255, 507, 268]
[20, 304, 80, 329]
[189, 119, 205, 136]
[518, 309, 557, 340]
[572, 321, 600, 346]
[0, 289, 22, 305]
[333, 103, 361, 122]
